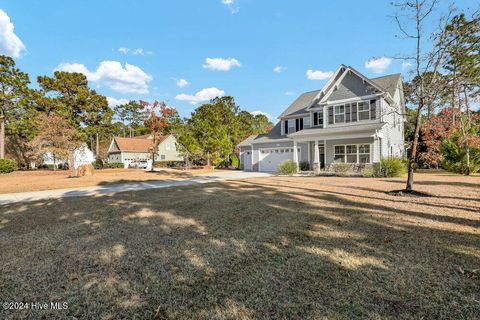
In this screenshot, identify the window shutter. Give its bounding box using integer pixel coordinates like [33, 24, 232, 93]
[295, 118, 299, 132]
[328, 106, 334, 124]
[370, 99, 376, 120]
[284, 120, 288, 134]
[351, 103, 357, 122]
[313, 112, 318, 126]
[300, 118, 304, 130]
[345, 104, 351, 123]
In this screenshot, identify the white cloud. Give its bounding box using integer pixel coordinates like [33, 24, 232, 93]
[175, 87, 224, 104]
[203, 57, 241, 71]
[221, 0, 239, 13]
[402, 62, 412, 71]
[118, 47, 153, 56]
[106, 96, 129, 108]
[273, 66, 287, 73]
[365, 57, 392, 74]
[175, 78, 189, 87]
[306, 69, 334, 80]
[0, 9, 26, 58]
[251, 110, 274, 122]
[57, 60, 152, 94]
[285, 91, 295, 96]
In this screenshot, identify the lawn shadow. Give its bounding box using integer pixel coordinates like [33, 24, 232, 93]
[1, 178, 479, 319]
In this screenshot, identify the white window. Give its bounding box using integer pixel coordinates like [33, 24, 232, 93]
[346, 145, 357, 163]
[334, 105, 345, 123]
[166, 143, 171, 150]
[334, 146, 346, 163]
[358, 102, 370, 121]
[334, 144, 371, 164]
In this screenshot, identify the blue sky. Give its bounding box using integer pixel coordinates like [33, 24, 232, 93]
[0, 0, 476, 122]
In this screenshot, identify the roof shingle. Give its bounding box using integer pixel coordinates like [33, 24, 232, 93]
[113, 136, 168, 152]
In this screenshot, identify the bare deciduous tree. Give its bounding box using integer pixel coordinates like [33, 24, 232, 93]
[394, 0, 452, 191]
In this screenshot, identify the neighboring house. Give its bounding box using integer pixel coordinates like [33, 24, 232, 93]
[238, 64, 405, 172]
[107, 134, 183, 168]
[43, 143, 95, 169]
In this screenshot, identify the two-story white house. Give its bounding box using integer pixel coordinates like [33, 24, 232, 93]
[238, 65, 405, 172]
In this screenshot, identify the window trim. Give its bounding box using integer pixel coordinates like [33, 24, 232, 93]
[329, 99, 377, 125]
[333, 143, 372, 164]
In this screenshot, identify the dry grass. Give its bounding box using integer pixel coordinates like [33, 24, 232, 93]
[0, 168, 217, 194]
[0, 173, 479, 319]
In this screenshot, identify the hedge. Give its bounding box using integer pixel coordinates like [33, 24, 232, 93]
[0, 158, 17, 174]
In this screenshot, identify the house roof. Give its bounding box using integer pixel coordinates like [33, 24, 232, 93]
[287, 122, 385, 138]
[279, 90, 320, 117]
[370, 73, 401, 98]
[281, 68, 401, 118]
[237, 122, 290, 147]
[113, 136, 168, 152]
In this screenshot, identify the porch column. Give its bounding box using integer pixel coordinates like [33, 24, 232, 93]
[313, 140, 320, 174]
[324, 139, 327, 170]
[293, 141, 298, 168]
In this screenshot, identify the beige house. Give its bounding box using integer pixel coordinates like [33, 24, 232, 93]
[107, 134, 183, 168]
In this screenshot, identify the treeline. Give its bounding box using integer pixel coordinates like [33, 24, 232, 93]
[401, 10, 480, 176]
[0, 55, 272, 170]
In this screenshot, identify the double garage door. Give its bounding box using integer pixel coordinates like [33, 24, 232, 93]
[259, 147, 300, 172]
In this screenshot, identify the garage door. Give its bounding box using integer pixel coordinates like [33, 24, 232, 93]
[259, 147, 300, 172]
[243, 150, 252, 171]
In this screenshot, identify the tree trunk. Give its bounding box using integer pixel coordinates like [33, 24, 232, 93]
[207, 151, 211, 167]
[460, 91, 470, 176]
[96, 132, 100, 157]
[406, 103, 423, 192]
[53, 153, 57, 172]
[0, 112, 5, 159]
[69, 152, 77, 177]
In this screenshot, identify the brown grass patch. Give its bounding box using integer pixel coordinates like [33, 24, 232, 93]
[0, 174, 479, 319]
[0, 168, 218, 194]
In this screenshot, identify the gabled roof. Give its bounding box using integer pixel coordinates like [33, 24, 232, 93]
[279, 66, 400, 118]
[370, 73, 402, 98]
[111, 136, 169, 152]
[279, 90, 320, 117]
[237, 122, 290, 147]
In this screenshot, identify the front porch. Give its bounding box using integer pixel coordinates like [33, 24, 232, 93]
[292, 137, 376, 174]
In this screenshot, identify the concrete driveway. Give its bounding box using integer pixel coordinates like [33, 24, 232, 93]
[0, 171, 272, 204]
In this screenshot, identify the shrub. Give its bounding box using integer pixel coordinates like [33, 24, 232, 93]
[278, 160, 298, 175]
[299, 160, 310, 171]
[332, 163, 352, 175]
[105, 162, 124, 169]
[93, 158, 104, 169]
[441, 134, 480, 174]
[362, 167, 374, 178]
[378, 157, 406, 177]
[0, 158, 17, 174]
[230, 155, 239, 169]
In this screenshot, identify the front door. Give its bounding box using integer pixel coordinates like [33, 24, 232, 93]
[319, 146, 325, 169]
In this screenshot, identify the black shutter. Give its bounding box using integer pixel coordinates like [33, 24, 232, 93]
[345, 104, 351, 123]
[295, 118, 299, 132]
[300, 118, 304, 130]
[328, 106, 334, 124]
[370, 99, 376, 120]
[313, 112, 318, 126]
[284, 120, 288, 134]
[351, 103, 357, 122]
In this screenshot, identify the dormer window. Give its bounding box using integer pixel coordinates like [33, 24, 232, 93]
[313, 109, 324, 128]
[295, 118, 303, 131]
